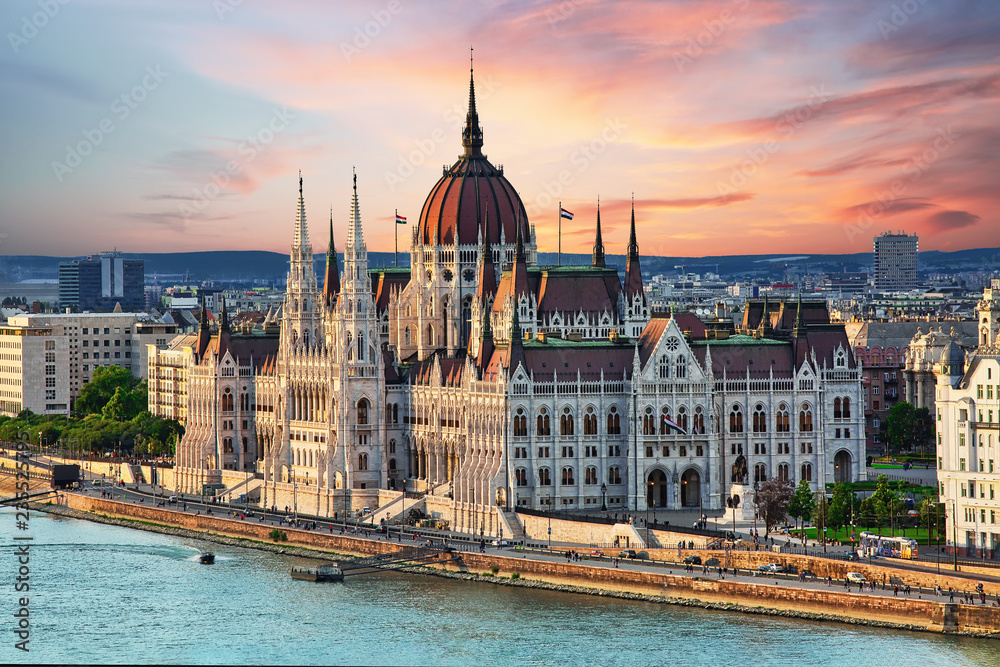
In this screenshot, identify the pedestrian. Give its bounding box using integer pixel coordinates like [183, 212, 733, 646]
[949, 587, 955, 602]
[893, 585, 899, 596]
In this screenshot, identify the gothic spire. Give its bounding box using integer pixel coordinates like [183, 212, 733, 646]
[623, 194, 644, 301]
[323, 207, 340, 304]
[196, 295, 211, 358]
[592, 197, 606, 268]
[293, 171, 311, 253]
[461, 48, 484, 158]
[347, 167, 365, 252]
[476, 208, 497, 301]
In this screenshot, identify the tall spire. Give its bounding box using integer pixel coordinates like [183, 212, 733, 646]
[293, 170, 310, 253]
[347, 167, 365, 251]
[624, 194, 643, 300]
[196, 295, 211, 358]
[462, 47, 484, 157]
[323, 207, 340, 305]
[507, 302, 525, 372]
[476, 208, 497, 301]
[592, 197, 606, 268]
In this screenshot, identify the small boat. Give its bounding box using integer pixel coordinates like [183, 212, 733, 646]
[199, 552, 216, 564]
[290, 563, 343, 582]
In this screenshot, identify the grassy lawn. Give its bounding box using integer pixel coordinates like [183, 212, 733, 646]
[789, 525, 941, 545]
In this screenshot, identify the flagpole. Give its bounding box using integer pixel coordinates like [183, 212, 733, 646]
[558, 201, 561, 266]
[394, 208, 398, 268]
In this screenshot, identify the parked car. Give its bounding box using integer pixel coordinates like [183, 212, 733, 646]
[493, 539, 510, 547]
[683, 555, 702, 565]
[846, 572, 867, 584]
[590, 550, 605, 558]
[167, 496, 177, 504]
[619, 549, 637, 560]
[757, 563, 783, 573]
[843, 552, 860, 561]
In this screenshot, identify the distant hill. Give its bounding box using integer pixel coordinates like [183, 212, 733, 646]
[1, 246, 998, 284]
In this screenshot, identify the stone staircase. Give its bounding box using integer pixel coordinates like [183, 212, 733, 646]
[222, 475, 262, 502]
[498, 508, 526, 542]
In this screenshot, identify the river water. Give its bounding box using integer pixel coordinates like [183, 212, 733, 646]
[3, 508, 1000, 666]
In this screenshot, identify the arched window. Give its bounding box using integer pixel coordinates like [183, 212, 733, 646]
[240, 391, 249, 412]
[833, 397, 842, 419]
[776, 404, 790, 432]
[404, 326, 411, 346]
[677, 406, 688, 433]
[658, 356, 670, 379]
[560, 407, 574, 436]
[389, 457, 397, 471]
[539, 467, 552, 486]
[358, 453, 368, 471]
[842, 397, 851, 419]
[222, 387, 234, 412]
[357, 398, 369, 425]
[223, 437, 233, 453]
[585, 466, 598, 485]
[643, 406, 655, 435]
[801, 463, 813, 482]
[426, 324, 434, 347]
[754, 463, 766, 483]
[729, 405, 744, 433]
[799, 405, 813, 432]
[752, 404, 766, 433]
[537, 407, 551, 436]
[607, 406, 621, 435]
[659, 406, 672, 435]
[777, 463, 790, 482]
[561, 466, 575, 485]
[389, 439, 396, 453]
[675, 355, 686, 378]
[392, 404, 398, 423]
[357, 332, 364, 361]
[584, 407, 597, 435]
[347, 332, 353, 362]
[693, 406, 705, 435]
[513, 407, 528, 437]
[608, 466, 622, 485]
[515, 468, 528, 487]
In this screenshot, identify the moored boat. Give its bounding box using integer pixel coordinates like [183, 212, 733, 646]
[290, 563, 343, 582]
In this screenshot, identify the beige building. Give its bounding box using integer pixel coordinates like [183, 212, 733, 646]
[938, 280, 1000, 558]
[0, 312, 176, 417]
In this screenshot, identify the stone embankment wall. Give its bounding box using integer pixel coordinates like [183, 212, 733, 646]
[40, 493, 1000, 637]
[644, 548, 1000, 596]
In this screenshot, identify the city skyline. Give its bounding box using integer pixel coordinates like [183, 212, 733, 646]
[1, 0, 997, 258]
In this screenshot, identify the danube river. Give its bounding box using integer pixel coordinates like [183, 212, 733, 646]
[4, 508, 1000, 666]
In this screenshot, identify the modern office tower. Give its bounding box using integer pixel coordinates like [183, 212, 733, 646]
[59, 251, 145, 312]
[873, 232, 918, 291]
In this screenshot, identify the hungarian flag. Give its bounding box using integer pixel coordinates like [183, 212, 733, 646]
[661, 415, 687, 435]
[395, 214, 407, 224]
[559, 207, 574, 220]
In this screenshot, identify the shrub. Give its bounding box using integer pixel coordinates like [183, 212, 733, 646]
[482, 571, 494, 577]
[490, 565, 500, 575]
[511, 572, 521, 580]
[269, 529, 287, 542]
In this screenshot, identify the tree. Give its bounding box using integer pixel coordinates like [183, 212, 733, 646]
[913, 406, 935, 456]
[755, 478, 794, 536]
[787, 479, 816, 531]
[886, 401, 916, 456]
[74, 366, 141, 417]
[826, 482, 857, 531]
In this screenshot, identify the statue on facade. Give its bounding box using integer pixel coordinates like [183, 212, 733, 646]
[731, 454, 748, 484]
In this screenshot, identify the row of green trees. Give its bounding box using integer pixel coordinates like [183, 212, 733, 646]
[0, 366, 182, 457]
[755, 475, 943, 542]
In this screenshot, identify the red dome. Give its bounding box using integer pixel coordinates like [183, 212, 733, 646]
[418, 156, 529, 247]
[418, 65, 530, 247]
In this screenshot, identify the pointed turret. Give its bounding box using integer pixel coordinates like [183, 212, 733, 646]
[292, 172, 310, 253]
[475, 307, 494, 369]
[462, 48, 484, 157]
[510, 212, 530, 299]
[592, 198, 606, 268]
[195, 295, 211, 358]
[323, 209, 340, 306]
[476, 209, 498, 301]
[506, 303, 525, 373]
[623, 196, 643, 301]
[216, 296, 231, 358]
[792, 293, 806, 337]
[347, 169, 366, 254]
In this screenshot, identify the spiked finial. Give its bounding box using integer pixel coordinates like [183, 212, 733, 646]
[462, 50, 484, 157]
[593, 196, 606, 268]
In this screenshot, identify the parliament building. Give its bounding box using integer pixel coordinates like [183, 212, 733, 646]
[148, 66, 865, 537]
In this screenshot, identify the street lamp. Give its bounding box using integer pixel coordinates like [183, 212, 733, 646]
[546, 493, 552, 549]
[601, 483, 607, 512]
[647, 480, 653, 546]
[752, 480, 760, 541]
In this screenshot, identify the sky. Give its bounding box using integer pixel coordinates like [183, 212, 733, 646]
[1, 0, 998, 259]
